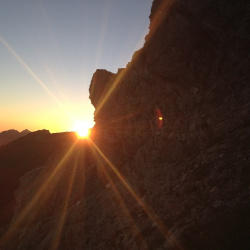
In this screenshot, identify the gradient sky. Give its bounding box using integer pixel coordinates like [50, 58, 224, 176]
[0, 0, 153, 133]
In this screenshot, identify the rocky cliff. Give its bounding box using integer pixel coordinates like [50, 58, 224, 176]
[1, 0, 250, 249]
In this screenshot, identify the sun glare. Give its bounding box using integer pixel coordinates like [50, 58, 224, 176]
[73, 121, 92, 139]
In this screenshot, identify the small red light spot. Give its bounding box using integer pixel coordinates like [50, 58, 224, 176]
[156, 108, 163, 129]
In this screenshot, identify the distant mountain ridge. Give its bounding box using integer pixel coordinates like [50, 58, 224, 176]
[0, 129, 31, 146]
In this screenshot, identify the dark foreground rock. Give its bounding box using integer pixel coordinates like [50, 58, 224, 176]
[1, 0, 250, 249]
[0, 130, 76, 227]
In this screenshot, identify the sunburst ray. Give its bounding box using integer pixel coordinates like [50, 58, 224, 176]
[0, 36, 63, 109]
[0, 142, 77, 247]
[90, 144, 148, 248]
[51, 148, 81, 250]
[89, 139, 182, 249]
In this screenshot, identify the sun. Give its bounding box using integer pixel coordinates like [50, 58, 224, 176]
[72, 121, 92, 139]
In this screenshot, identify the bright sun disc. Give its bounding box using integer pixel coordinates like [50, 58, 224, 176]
[73, 121, 92, 139]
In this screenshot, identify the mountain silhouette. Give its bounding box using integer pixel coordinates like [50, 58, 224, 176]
[0, 129, 31, 146]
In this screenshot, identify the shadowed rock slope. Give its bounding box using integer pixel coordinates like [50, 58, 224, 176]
[1, 0, 250, 249]
[0, 130, 76, 227]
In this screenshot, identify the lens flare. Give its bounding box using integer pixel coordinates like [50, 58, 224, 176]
[156, 108, 163, 129]
[73, 121, 92, 139]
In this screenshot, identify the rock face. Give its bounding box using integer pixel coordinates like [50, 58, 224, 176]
[1, 0, 250, 249]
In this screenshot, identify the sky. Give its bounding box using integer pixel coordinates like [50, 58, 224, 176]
[0, 0, 153, 133]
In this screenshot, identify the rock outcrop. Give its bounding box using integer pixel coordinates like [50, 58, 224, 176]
[1, 0, 250, 249]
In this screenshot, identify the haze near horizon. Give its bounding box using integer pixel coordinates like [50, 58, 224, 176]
[0, 0, 153, 133]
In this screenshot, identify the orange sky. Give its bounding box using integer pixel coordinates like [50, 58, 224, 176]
[1, 100, 95, 133]
[0, 0, 152, 133]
